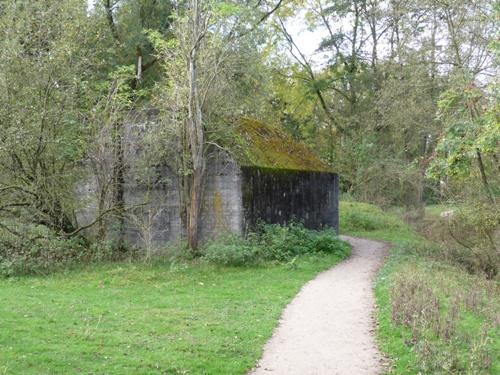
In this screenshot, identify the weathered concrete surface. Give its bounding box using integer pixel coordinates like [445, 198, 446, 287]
[250, 236, 388, 375]
[76, 149, 243, 246]
[242, 167, 339, 232]
[199, 151, 243, 241]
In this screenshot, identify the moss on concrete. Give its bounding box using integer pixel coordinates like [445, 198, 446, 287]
[230, 118, 332, 172]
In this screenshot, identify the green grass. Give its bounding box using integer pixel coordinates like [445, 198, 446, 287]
[340, 201, 418, 243]
[340, 201, 499, 374]
[0, 253, 348, 375]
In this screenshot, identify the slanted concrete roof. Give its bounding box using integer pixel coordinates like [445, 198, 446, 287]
[125, 111, 333, 173]
[231, 118, 332, 173]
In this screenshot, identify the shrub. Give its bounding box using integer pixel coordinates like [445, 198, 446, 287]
[257, 223, 315, 261]
[445, 204, 499, 278]
[202, 223, 350, 266]
[417, 203, 499, 278]
[202, 234, 259, 266]
[0, 223, 124, 276]
[1, 222, 351, 273]
[310, 230, 351, 255]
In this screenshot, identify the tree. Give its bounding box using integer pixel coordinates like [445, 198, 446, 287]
[428, 83, 499, 204]
[0, 0, 107, 239]
[267, 0, 496, 208]
[150, 0, 284, 249]
[185, 0, 207, 250]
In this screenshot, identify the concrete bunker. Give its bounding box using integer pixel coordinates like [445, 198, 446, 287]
[77, 115, 339, 246]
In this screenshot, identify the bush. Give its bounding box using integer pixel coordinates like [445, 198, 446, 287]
[202, 223, 350, 266]
[417, 203, 499, 278]
[0, 223, 122, 276]
[312, 230, 351, 255]
[257, 223, 316, 261]
[1, 222, 351, 273]
[202, 234, 259, 266]
[446, 204, 499, 278]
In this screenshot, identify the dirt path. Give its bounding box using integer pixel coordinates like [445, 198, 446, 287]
[250, 236, 389, 375]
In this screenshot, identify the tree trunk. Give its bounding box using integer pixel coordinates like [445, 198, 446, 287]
[186, 0, 205, 250]
[111, 121, 126, 249]
[476, 149, 495, 205]
[187, 164, 204, 249]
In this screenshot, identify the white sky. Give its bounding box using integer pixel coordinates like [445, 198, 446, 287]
[286, 14, 328, 64]
[289, 20, 320, 56]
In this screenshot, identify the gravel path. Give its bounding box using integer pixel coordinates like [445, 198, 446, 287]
[250, 236, 389, 375]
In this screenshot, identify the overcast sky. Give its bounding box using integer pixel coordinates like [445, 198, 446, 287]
[286, 14, 329, 64]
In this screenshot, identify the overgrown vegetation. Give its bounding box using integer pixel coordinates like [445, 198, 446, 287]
[416, 205, 499, 279]
[0, 226, 88, 277]
[340, 202, 499, 374]
[202, 223, 350, 266]
[0, 223, 349, 277]
[0, 226, 127, 277]
[388, 259, 498, 374]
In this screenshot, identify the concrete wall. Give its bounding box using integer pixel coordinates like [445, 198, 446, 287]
[121, 150, 243, 245]
[122, 166, 183, 245]
[241, 166, 339, 232]
[199, 151, 243, 240]
[76, 147, 243, 247]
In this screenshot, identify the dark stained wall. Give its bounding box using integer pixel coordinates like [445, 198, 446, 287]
[241, 167, 339, 232]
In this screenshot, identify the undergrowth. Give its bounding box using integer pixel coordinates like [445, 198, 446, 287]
[202, 223, 351, 266]
[0, 223, 126, 277]
[416, 203, 499, 278]
[1, 222, 349, 276]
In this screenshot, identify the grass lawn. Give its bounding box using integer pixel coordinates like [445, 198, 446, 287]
[0, 253, 347, 374]
[340, 201, 499, 374]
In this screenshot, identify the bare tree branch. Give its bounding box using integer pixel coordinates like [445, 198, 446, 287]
[258, 0, 284, 24]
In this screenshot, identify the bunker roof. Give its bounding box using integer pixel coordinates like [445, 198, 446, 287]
[126, 111, 332, 173]
[230, 118, 332, 173]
